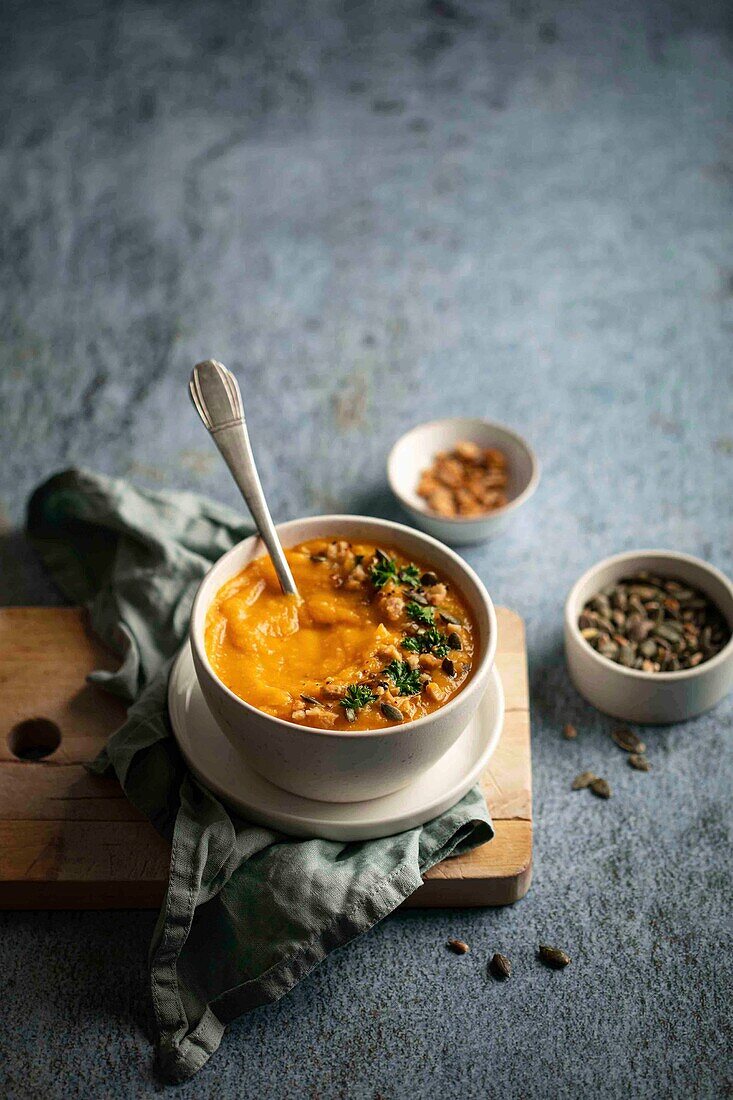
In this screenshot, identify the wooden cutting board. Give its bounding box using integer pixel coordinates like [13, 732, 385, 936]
[0, 606, 532, 908]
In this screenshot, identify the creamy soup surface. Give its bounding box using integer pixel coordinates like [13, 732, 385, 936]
[204, 538, 478, 730]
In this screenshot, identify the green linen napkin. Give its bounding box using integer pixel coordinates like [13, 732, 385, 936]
[27, 469, 493, 1083]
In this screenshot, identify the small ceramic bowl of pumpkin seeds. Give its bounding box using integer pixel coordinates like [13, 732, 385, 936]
[564, 550, 733, 724]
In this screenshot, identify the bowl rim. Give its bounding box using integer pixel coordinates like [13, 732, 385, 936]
[387, 416, 540, 526]
[190, 513, 498, 739]
[565, 548, 733, 682]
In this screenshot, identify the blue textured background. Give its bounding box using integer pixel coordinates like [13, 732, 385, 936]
[1, 1, 732, 1097]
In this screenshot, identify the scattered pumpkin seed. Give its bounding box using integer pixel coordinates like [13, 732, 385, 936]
[563, 723, 578, 740]
[628, 753, 650, 771]
[447, 632, 462, 650]
[421, 571, 439, 586]
[571, 771, 597, 790]
[590, 777, 611, 799]
[300, 694, 320, 706]
[489, 953, 511, 980]
[538, 944, 571, 969]
[441, 657, 456, 677]
[447, 938, 469, 955]
[611, 727, 646, 754]
[310, 554, 327, 563]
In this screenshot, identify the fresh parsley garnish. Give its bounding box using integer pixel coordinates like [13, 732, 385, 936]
[369, 554, 424, 592]
[369, 552, 399, 589]
[383, 660, 422, 696]
[340, 684, 377, 710]
[406, 601, 436, 626]
[401, 627, 450, 657]
[398, 563, 421, 589]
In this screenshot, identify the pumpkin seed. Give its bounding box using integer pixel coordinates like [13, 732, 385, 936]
[654, 623, 682, 643]
[538, 945, 571, 969]
[439, 611, 461, 626]
[571, 770, 596, 790]
[628, 753, 650, 771]
[380, 702, 403, 722]
[562, 723, 578, 740]
[627, 617, 653, 642]
[441, 657, 456, 677]
[590, 777, 611, 799]
[421, 571, 439, 586]
[619, 645, 636, 667]
[611, 727, 646, 754]
[447, 938, 469, 955]
[628, 595, 646, 616]
[447, 632, 462, 651]
[310, 554, 327, 563]
[612, 588, 628, 610]
[300, 694, 320, 706]
[489, 953, 511, 980]
[590, 595, 611, 615]
[628, 585, 659, 600]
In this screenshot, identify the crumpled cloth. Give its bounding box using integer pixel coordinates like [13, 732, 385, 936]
[27, 469, 493, 1082]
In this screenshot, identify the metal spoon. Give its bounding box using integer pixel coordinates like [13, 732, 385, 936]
[189, 359, 299, 598]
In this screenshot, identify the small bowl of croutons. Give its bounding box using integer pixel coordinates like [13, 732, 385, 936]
[387, 417, 540, 545]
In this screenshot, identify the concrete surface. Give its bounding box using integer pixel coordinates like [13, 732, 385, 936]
[1, 0, 732, 1097]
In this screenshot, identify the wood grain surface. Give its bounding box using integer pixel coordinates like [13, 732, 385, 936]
[0, 606, 531, 908]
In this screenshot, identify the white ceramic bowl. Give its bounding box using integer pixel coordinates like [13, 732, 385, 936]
[387, 417, 540, 545]
[190, 515, 497, 802]
[565, 550, 733, 724]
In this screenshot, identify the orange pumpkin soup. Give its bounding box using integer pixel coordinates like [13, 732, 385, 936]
[204, 538, 477, 730]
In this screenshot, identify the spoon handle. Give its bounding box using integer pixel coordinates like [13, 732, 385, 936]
[189, 360, 299, 598]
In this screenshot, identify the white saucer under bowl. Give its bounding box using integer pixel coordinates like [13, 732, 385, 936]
[168, 642, 504, 841]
